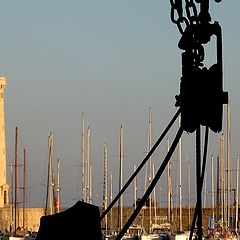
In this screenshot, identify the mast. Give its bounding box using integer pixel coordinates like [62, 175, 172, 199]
[14, 126, 18, 232]
[48, 133, 54, 215]
[10, 162, 14, 230]
[167, 138, 170, 222]
[179, 117, 182, 232]
[152, 163, 157, 225]
[220, 134, 226, 230]
[133, 164, 137, 210]
[204, 172, 207, 208]
[86, 126, 91, 203]
[235, 155, 239, 233]
[216, 156, 220, 221]
[45, 141, 49, 215]
[118, 124, 124, 230]
[90, 163, 92, 204]
[56, 158, 60, 213]
[81, 113, 86, 202]
[103, 143, 108, 232]
[226, 103, 231, 230]
[110, 172, 113, 233]
[148, 108, 153, 228]
[167, 137, 173, 223]
[211, 155, 215, 224]
[144, 108, 153, 230]
[188, 156, 191, 227]
[23, 148, 26, 230]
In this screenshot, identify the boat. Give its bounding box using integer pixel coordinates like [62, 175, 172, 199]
[104, 235, 117, 240]
[141, 232, 170, 240]
[141, 233, 161, 240]
[122, 234, 137, 240]
[9, 237, 25, 240]
[174, 231, 195, 240]
[141, 225, 172, 240]
[9, 235, 35, 240]
[105, 233, 140, 240]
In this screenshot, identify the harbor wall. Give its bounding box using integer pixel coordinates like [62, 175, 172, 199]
[99, 206, 226, 232]
[0, 205, 235, 233]
[0, 205, 44, 233]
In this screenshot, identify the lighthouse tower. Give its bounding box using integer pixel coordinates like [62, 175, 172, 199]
[0, 77, 9, 207]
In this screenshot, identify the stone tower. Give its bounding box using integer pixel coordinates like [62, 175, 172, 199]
[0, 77, 9, 207]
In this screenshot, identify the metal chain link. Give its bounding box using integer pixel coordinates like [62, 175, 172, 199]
[170, 0, 189, 33]
[185, 0, 199, 25]
[169, 0, 225, 66]
[176, 17, 189, 34]
[169, 0, 182, 23]
[170, 0, 204, 66]
[170, 0, 223, 34]
[170, 0, 198, 34]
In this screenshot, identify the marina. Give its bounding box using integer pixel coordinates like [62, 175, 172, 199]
[0, 1, 239, 240]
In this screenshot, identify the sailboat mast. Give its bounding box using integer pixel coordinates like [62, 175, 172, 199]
[48, 133, 54, 215]
[23, 148, 26, 230]
[56, 158, 60, 213]
[188, 156, 191, 227]
[86, 126, 91, 203]
[14, 126, 18, 232]
[211, 155, 215, 223]
[235, 155, 239, 233]
[110, 172, 113, 233]
[103, 143, 108, 232]
[227, 103, 231, 230]
[120, 125, 124, 230]
[167, 138, 170, 222]
[216, 156, 220, 221]
[204, 172, 207, 208]
[152, 163, 157, 225]
[146, 107, 153, 229]
[133, 164, 137, 209]
[81, 113, 86, 202]
[118, 125, 124, 230]
[167, 138, 173, 223]
[90, 164, 92, 204]
[179, 117, 182, 232]
[220, 134, 225, 229]
[10, 162, 14, 230]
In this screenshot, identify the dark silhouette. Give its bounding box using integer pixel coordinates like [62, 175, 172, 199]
[36, 201, 102, 240]
[114, 1, 228, 240]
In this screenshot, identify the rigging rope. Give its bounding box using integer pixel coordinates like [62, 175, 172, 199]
[115, 126, 184, 240]
[100, 109, 180, 221]
[189, 126, 209, 240]
[101, 2, 227, 239]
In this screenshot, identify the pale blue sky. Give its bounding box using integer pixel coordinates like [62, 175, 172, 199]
[0, 1, 239, 208]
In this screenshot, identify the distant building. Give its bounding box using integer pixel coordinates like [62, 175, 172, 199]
[0, 77, 44, 232]
[0, 77, 9, 207]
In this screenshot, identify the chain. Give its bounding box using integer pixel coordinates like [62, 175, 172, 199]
[169, 0, 189, 34]
[169, 0, 198, 35]
[185, 0, 199, 25]
[169, 0, 183, 24]
[170, 0, 223, 34]
[169, 0, 220, 68]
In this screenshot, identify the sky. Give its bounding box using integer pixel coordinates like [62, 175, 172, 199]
[0, 1, 240, 209]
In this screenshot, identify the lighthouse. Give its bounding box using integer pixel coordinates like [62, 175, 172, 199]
[0, 77, 9, 207]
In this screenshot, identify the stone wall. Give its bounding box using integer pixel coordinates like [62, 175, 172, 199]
[0, 205, 234, 234]
[0, 206, 44, 232]
[100, 207, 220, 232]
